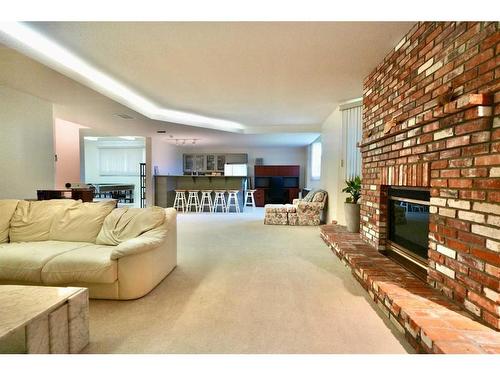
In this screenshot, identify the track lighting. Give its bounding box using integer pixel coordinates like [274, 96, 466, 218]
[169, 138, 199, 146]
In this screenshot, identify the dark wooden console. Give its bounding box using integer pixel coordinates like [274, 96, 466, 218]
[254, 165, 300, 207]
[36, 189, 94, 202]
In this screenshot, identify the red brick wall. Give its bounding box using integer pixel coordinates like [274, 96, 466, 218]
[361, 22, 500, 329]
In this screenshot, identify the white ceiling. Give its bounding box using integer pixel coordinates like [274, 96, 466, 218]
[0, 22, 413, 146]
[0, 44, 319, 147]
[18, 22, 411, 129]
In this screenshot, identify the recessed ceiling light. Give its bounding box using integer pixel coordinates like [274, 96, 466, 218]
[0, 22, 246, 133]
[84, 136, 98, 141]
[119, 136, 136, 140]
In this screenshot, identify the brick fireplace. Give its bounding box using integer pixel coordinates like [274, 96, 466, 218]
[360, 22, 499, 329]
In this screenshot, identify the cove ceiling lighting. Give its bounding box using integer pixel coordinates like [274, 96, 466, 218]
[0, 22, 245, 133]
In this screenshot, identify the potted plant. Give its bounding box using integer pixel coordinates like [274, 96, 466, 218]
[342, 176, 362, 233]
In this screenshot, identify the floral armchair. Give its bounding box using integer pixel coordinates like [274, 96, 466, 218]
[264, 189, 328, 226]
[288, 190, 328, 226]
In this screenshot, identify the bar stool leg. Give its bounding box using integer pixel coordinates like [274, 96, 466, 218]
[249, 191, 255, 208]
[226, 192, 231, 213]
[173, 194, 179, 210]
[235, 193, 240, 213]
[212, 192, 219, 212]
[222, 192, 227, 212]
[187, 191, 199, 212]
[194, 192, 200, 210]
[182, 194, 187, 212]
[226, 191, 240, 213]
[186, 193, 192, 212]
[198, 193, 204, 213]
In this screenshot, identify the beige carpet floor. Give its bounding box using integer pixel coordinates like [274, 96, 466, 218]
[83, 208, 413, 353]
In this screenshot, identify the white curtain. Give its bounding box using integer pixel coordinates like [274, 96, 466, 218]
[342, 105, 362, 180]
[99, 147, 145, 176]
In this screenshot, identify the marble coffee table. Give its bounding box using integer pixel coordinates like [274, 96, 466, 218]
[0, 285, 89, 354]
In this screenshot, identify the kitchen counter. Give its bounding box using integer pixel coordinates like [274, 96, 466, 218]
[154, 175, 248, 209]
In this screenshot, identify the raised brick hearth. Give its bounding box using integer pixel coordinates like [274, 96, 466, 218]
[359, 22, 500, 330]
[320, 225, 500, 354]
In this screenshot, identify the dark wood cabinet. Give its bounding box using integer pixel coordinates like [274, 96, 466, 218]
[288, 188, 300, 202]
[254, 189, 266, 207]
[254, 165, 300, 207]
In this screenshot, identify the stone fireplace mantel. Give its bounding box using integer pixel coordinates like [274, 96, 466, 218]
[360, 93, 493, 148]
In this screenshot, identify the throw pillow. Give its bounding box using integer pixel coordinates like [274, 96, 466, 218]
[0, 199, 19, 243]
[313, 191, 326, 202]
[96, 206, 165, 246]
[302, 190, 315, 202]
[9, 199, 81, 242]
[49, 200, 116, 243]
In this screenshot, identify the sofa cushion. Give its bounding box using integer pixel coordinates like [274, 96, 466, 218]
[49, 200, 116, 243]
[264, 204, 296, 213]
[0, 199, 19, 243]
[9, 200, 81, 243]
[96, 206, 165, 246]
[42, 244, 117, 284]
[0, 241, 92, 283]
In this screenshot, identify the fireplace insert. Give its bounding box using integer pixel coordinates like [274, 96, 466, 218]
[387, 187, 430, 274]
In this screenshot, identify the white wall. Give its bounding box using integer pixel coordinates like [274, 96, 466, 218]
[83, 138, 145, 206]
[318, 108, 347, 225]
[181, 146, 308, 188]
[151, 138, 183, 176]
[0, 86, 54, 199]
[54, 119, 85, 189]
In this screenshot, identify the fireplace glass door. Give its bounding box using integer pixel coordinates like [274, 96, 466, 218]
[388, 187, 430, 268]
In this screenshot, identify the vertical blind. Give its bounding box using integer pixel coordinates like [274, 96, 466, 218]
[342, 105, 362, 179]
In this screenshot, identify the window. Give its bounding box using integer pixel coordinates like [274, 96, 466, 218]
[311, 141, 322, 180]
[99, 147, 145, 176]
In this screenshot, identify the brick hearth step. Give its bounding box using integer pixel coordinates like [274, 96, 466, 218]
[320, 224, 500, 354]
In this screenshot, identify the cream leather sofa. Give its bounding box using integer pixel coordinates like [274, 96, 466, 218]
[0, 199, 177, 300]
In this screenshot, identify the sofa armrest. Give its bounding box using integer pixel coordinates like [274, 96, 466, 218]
[292, 199, 302, 205]
[110, 208, 177, 260]
[110, 227, 167, 260]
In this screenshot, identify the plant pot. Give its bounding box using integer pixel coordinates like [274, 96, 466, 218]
[344, 202, 360, 233]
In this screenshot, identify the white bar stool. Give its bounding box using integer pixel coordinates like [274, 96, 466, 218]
[244, 189, 256, 207]
[186, 190, 200, 212]
[199, 190, 213, 212]
[226, 190, 241, 213]
[212, 190, 227, 213]
[173, 190, 187, 212]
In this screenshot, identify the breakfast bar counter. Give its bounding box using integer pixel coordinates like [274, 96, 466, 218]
[154, 175, 248, 210]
